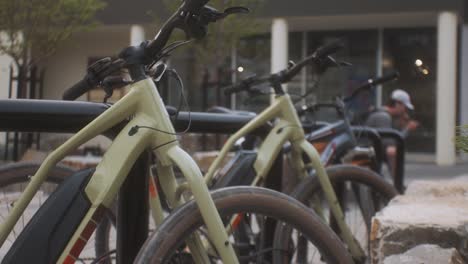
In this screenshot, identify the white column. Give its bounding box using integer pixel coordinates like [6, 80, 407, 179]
[271, 18, 288, 102]
[460, 25, 468, 161]
[130, 25, 145, 46]
[461, 26, 468, 131]
[436, 12, 458, 166]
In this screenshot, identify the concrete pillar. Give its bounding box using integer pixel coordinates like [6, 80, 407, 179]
[130, 25, 145, 46]
[461, 26, 468, 161]
[271, 18, 288, 101]
[436, 12, 458, 166]
[461, 25, 468, 133]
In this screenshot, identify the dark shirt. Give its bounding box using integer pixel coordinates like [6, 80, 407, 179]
[364, 108, 410, 150]
[365, 108, 409, 138]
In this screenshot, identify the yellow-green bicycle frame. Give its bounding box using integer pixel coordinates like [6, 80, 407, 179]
[0, 78, 240, 263]
[175, 91, 367, 260]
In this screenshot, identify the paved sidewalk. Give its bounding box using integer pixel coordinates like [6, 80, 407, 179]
[405, 162, 468, 183]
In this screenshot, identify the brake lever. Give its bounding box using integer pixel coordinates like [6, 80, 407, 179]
[222, 6, 250, 17]
[198, 5, 224, 22]
[201, 6, 250, 22]
[101, 76, 132, 103]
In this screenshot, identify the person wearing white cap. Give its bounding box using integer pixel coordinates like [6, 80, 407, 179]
[391, 89, 414, 111]
[365, 89, 419, 179]
[366, 89, 419, 137]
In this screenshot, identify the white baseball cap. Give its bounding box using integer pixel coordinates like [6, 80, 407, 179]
[391, 89, 414, 110]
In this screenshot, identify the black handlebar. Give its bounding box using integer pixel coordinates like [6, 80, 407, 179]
[145, 12, 181, 60]
[223, 75, 264, 96]
[284, 40, 344, 82]
[224, 41, 345, 95]
[143, 0, 212, 59]
[62, 78, 94, 101]
[298, 71, 399, 117]
[62, 58, 124, 101]
[374, 71, 400, 86]
[223, 80, 250, 96]
[345, 71, 399, 102]
[314, 40, 345, 59]
[145, 0, 212, 59]
[360, 71, 400, 90]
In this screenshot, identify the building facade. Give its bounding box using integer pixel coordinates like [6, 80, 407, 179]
[262, 0, 465, 166]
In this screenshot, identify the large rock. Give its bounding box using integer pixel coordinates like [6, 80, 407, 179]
[383, 244, 465, 264]
[371, 177, 468, 263]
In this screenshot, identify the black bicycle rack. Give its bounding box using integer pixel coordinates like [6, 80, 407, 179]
[351, 126, 406, 193]
[375, 128, 406, 193]
[351, 127, 385, 174]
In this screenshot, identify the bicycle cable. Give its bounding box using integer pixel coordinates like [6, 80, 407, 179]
[128, 68, 192, 137]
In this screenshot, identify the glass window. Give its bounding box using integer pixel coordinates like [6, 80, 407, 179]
[306, 30, 378, 121]
[383, 28, 437, 152]
[288, 32, 305, 98]
[234, 34, 271, 112]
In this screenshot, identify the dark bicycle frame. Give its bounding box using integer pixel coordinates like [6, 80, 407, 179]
[305, 121, 405, 193]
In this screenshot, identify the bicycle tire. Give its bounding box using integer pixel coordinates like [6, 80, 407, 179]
[278, 165, 397, 263]
[134, 186, 354, 264]
[0, 162, 73, 187]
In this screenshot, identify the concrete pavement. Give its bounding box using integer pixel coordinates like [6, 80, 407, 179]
[405, 161, 468, 183]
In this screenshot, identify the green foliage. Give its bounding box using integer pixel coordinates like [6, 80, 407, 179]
[455, 125, 468, 153]
[0, 0, 105, 67]
[163, 0, 266, 67]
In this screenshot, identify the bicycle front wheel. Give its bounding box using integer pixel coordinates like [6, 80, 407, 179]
[134, 186, 353, 264]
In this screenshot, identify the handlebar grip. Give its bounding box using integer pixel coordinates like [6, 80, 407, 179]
[314, 40, 345, 59]
[345, 71, 400, 102]
[371, 71, 400, 86]
[224, 75, 259, 95]
[62, 78, 93, 101]
[283, 40, 345, 81]
[223, 83, 245, 96]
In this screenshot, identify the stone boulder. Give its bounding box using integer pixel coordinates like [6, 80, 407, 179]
[370, 177, 468, 263]
[383, 244, 464, 264]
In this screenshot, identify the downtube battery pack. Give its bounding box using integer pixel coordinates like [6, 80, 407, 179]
[3, 169, 95, 264]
